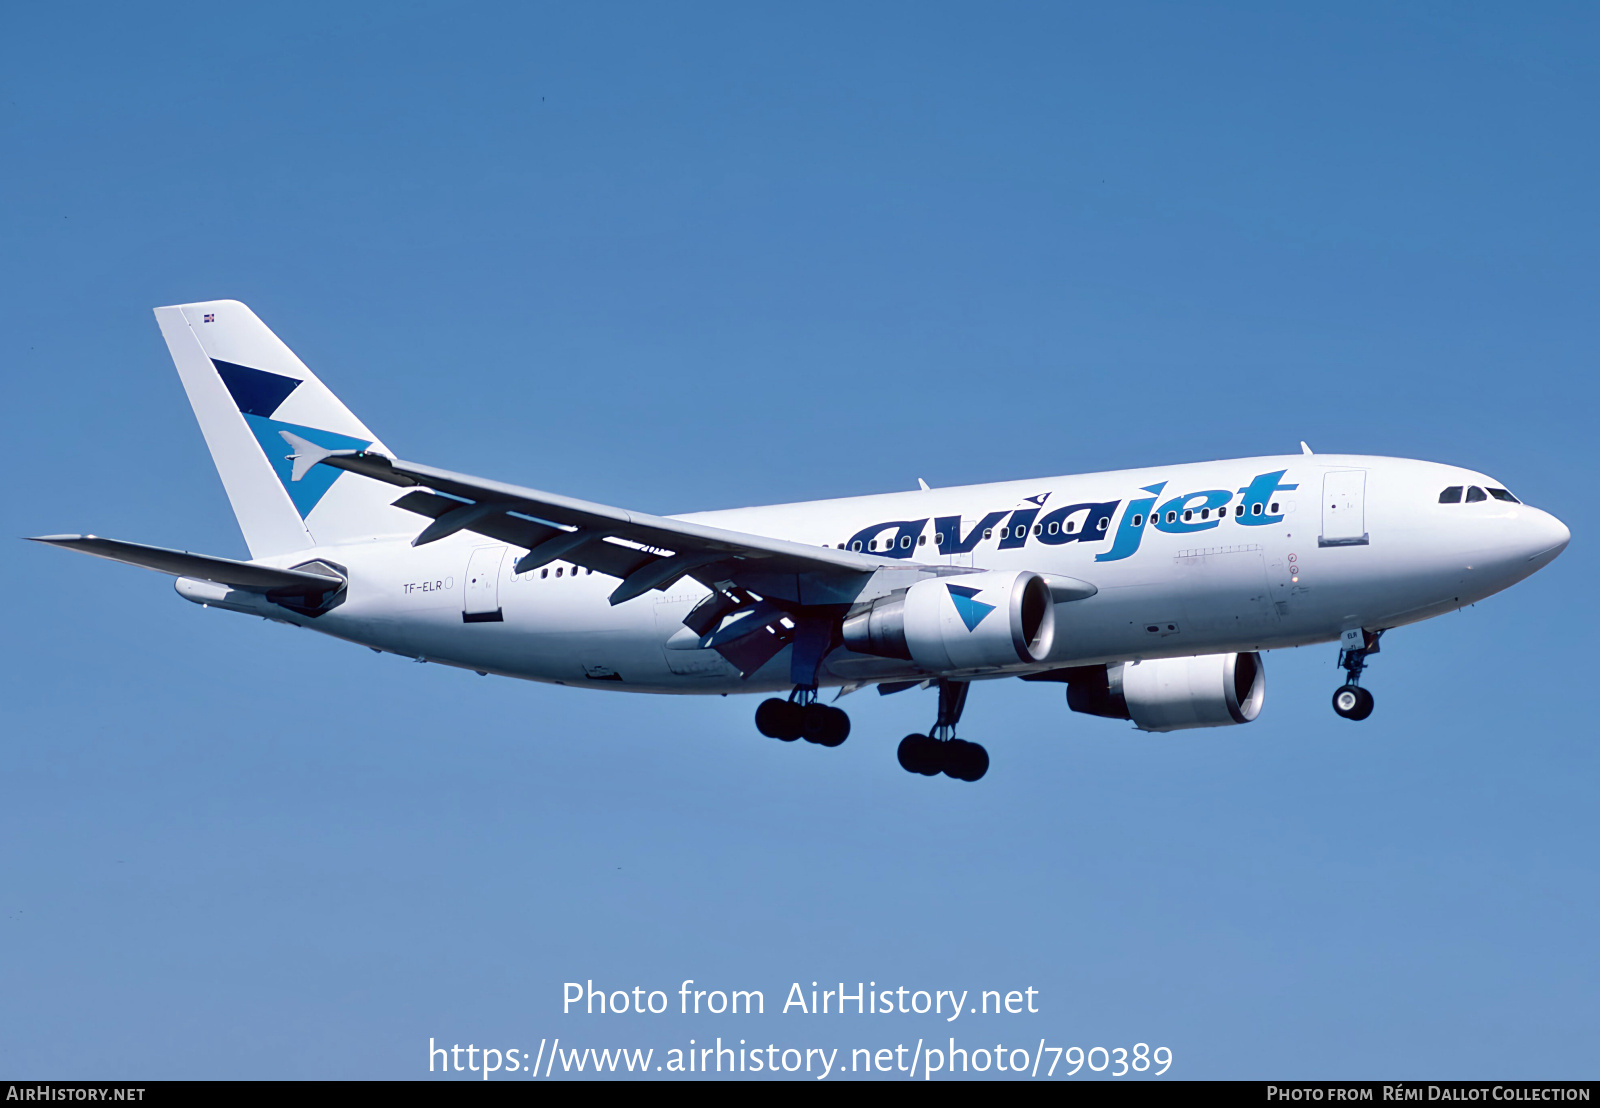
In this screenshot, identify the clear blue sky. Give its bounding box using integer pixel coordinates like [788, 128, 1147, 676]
[3, 1, 1595, 1079]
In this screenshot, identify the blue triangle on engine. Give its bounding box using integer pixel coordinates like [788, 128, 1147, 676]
[946, 584, 996, 631]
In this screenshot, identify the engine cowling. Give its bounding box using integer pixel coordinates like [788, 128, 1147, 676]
[1065, 652, 1265, 732]
[842, 570, 1056, 672]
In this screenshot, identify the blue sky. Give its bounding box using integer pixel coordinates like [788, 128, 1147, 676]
[3, 2, 1596, 1079]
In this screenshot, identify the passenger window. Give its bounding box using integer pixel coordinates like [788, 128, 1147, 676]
[1132, 514, 1144, 527]
[1098, 518, 1109, 530]
[1466, 486, 1487, 503]
[1488, 488, 1519, 503]
[1165, 511, 1176, 523]
[1032, 524, 1042, 536]
[540, 568, 548, 579]
[982, 528, 993, 540]
[1439, 486, 1463, 504]
[918, 535, 927, 545]
[934, 533, 945, 546]
[1047, 522, 1059, 535]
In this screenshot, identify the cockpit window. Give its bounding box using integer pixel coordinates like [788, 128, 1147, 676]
[1465, 486, 1487, 503]
[1439, 486, 1463, 504]
[1488, 487, 1520, 503]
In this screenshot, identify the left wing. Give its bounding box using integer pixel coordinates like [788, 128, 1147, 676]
[282, 435, 1095, 681]
[281, 433, 905, 606]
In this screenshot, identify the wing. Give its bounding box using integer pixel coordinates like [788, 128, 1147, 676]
[282, 433, 922, 607]
[281, 436, 1096, 680]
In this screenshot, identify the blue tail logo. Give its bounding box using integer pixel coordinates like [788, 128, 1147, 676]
[946, 584, 995, 631]
[215, 359, 369, 518]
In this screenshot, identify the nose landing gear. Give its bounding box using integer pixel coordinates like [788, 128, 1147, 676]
[1332, 628, 1383, 721]
[897, 679, 989, 781]
[1332, 684, 1374, 720]
[755, 688, 850, 747]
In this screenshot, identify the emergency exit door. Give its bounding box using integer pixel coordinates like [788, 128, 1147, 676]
[1320, 470, 1369, 547]
[463, 545, 506, 623]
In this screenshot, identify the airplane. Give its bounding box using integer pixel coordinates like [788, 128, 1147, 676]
[31, 300, 1571, 782]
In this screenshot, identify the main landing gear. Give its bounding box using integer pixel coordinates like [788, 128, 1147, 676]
[756, 616, 851, 746]
[1332, 628, 1383, 721]
[755, 688, 851, 747]
[898, 679, 989, 782]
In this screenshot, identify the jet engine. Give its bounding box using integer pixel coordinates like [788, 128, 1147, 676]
[1064, 652, 1265, 732]
[841, 570, 1056, 672]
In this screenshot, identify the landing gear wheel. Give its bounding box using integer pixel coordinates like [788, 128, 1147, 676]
[943, 739, 990, 782]
[1334, 630, 1383, 722]
[755, 698, 803, 740]
[897, 734, 943, 776]
[1332, 684, 1374, 721]
[801, 704, 851, 747]
[897, 734, 919, 773]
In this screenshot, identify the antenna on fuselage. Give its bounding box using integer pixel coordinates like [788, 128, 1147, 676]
[1300, 441, 1314, 455]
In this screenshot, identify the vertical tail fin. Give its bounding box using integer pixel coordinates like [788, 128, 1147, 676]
[154, 300, 413, 557]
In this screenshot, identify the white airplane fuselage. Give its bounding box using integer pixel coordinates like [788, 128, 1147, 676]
[186, 452, 1569, 695]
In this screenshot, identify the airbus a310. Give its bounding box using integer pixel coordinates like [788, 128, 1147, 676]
[33, 301, 1570, 781]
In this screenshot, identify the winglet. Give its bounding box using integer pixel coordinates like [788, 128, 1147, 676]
[1300, 441, 1314, 455]
[279, 430, 363, 482]
[917, 478, 931, 491]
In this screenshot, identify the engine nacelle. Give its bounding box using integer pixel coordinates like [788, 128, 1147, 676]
[842, 570, 1056, 672]
[1065, 652, 1266, 732]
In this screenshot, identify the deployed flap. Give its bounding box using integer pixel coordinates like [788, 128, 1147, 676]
[27, 535, 342, 594]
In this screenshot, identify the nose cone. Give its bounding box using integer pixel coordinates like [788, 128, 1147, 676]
[1523, 508, 1571, 570]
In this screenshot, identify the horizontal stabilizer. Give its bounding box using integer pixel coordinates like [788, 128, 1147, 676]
[278, 430, 367, 483]
[27, 535, 342, 595]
